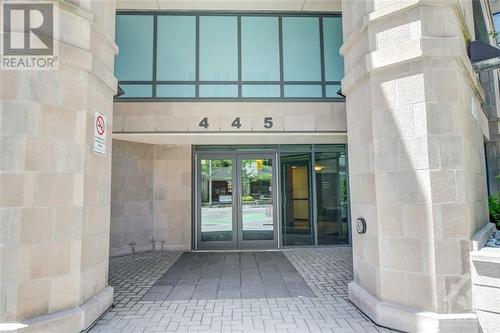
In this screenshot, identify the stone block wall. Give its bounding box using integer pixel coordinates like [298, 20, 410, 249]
[342, 0, 491, 330]
[110, 141, 191, 254]
[153, 145, 192, 251]
[0, 0, 117, 327]
[113, 102, 347, 133]
[110, 141, 154, 255]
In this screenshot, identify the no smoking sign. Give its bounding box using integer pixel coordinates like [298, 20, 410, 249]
[93, 109, 107, 157]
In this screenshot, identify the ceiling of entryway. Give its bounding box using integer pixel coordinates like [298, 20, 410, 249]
[116, 0, 342, 12]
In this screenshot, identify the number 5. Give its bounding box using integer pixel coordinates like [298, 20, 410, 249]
[264, 117, 273, 129]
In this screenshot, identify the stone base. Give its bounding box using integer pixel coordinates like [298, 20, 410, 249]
[109, 244, 154, 257]
[470, 223, 500, 333]
[348, 282, 479, 333]
[0, 287, 113, 333]
[110, 242, 190, 257]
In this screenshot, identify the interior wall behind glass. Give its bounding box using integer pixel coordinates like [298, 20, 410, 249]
[199, 16, 238, 81]
[281, 153, 314, 246]
[115, 15, 154, 81]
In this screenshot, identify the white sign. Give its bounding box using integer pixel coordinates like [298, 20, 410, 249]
[93, 109, 107, 157]
[219, 195, 232, 203]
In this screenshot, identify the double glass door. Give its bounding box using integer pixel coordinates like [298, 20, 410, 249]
[196, 153, 277, 250]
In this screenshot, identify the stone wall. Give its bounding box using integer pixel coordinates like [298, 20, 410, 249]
[0, 0, 117, 330]
[113, 102, 346, 134]
[153, 145, 192, 251]
[110, 140, 154, 255]
[110, 141, 191, 254]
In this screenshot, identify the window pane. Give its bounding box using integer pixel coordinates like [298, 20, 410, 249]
[281, 153, 313, 246]
[115, 15, 153, 81]
[284, 85, 322, 98]
[315, 150, 349, 245]
[494, 13, 500, 46]
[282, 17, 321, 81]
[157, 16, 196, 81]
[199, 16, 238, 81]
[241, 159, 274, 241]
[156, 85, 195, 97]
[325, 84, 342, 98]
[120, 84, 152, 98]
[323, 17, 344, 81]
[199, 85, 238, 97]
[200, 159, 233, 242]
[241, 17, 280, 81]
[242, 85, 280, 98]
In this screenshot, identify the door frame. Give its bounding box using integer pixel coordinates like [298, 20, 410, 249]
[236, 153, 278, 250]
[280, 155, 314, 247]
[194, 152, 278, 250]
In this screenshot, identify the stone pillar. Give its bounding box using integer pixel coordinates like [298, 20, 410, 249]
[0, 0, 117, 331]
[341, 0, 489, 331]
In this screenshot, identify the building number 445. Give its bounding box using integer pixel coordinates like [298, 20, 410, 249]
[198, 117, 273, 129]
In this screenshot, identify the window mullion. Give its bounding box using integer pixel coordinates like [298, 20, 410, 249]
[319, 16, 326, 98]
[195, 15, 200, 98]
[238, 15, 242, 98]
[152, 14, 158, 98]
[278, 16, 284, 98]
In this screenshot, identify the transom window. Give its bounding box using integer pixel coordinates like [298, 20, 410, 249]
[115, 12, 344, 100]
[494, 12, 500, 46]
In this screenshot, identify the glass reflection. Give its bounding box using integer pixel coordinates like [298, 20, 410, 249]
[200, 159, 233, 241]
[315, 151, 349, 245]
[240, 159, 274, 241]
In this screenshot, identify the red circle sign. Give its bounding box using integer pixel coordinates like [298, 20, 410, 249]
[96, 115, 105, 135]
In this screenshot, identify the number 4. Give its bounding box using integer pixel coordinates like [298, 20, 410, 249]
[231, 117, 242, 129]
[199, 117, 209, 129]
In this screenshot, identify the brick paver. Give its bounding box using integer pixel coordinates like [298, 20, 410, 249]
[88, 248, 393, 333]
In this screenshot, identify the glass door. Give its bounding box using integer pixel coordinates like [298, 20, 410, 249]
[237, 154, 277, 249]
[197, 155, 237, 250]
[196, 153, 277, 250]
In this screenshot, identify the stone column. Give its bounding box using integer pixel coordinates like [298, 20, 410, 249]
[341, 0, 489, 331]
[0, 0, 117, 331]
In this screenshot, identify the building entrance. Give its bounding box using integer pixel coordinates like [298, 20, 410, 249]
[194, 145, 349, 250]
[195, 153, 278, 250]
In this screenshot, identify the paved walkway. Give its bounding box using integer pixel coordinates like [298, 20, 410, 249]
[89, 248, 393, 333]
[144, 252, 314, 301]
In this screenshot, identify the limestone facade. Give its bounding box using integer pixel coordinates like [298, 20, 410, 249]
[341, 0, 492, 331]
[0, 0, 117, 330]
[1, 0, 499, 332]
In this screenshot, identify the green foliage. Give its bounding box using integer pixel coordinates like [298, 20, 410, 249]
[242, 195, 254, 202]
[488, 194, 500, 229]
